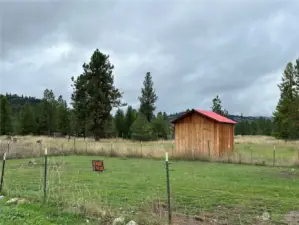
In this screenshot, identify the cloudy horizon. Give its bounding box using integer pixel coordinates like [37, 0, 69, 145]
[1, 0, 299, 117]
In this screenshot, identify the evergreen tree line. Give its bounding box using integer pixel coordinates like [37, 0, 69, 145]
[0, 90, 171, 141]
[0, 49, 298, 141]
[209, 57, 299, 139]
[0, 50, 171, 141]
[210, 95, 273, 136]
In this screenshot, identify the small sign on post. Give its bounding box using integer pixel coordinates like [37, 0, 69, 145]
[92, 160, 104, 172]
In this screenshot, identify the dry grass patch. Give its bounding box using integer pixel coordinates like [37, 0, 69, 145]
[1, 135, 299, 166]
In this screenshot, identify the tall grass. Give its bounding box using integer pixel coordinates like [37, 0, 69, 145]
[0, 135, 298, 167]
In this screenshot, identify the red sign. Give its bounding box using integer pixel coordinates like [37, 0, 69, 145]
[92, 160, 104, 172]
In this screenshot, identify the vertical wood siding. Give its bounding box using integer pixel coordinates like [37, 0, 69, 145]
[174, 111, 234, 157]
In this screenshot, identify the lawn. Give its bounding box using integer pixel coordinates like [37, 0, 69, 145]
[2, 155, 299, 224]
[0, 198, 95, 225]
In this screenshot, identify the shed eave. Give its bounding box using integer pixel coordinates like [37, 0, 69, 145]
[170, 109, 238, 125]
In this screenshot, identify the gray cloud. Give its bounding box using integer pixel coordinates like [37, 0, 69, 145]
[1, 0, 299, 116]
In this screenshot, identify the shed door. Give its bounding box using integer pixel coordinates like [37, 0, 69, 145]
[203, 129, 212, 155]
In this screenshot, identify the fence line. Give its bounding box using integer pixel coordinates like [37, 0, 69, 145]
[0, 136, 299, 168]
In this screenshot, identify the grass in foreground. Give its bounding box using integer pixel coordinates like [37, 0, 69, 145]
[2, 156, 299, 224]
[0, 197, 96, 225]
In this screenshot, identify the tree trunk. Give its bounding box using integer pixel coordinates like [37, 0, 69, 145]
[94, 133, 100, 141]
[93, 125, 104, 141]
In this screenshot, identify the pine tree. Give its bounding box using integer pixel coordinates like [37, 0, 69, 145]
[124, 106, 137, 138]
[131, 114, 153, 141]
[152, 112, 170, 139]
[19, 103, 36, 135]
[114, 108, 126, 138]
[37, 89, 57, 135]
[272, 62, 297, 139]
[163, 112, 168, 121]
[294, 58, 299, 93]
[71, 49, 125, 141]
[57, 95, 70, 135]
[104, 114, 116, 138]
[69, 109, 79, 137]
[211, 95, 223, 115]
[37, 100, 50, 135]
[294, 58, 299, 136]
[211, 95, 229, 116]
[0, 95, 13, 135]
[71, 72, 89, 138]
[138, 72, 158, 122]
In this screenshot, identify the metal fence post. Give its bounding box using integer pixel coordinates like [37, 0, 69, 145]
[165, 152, 172, 224]
[44, 148, 48, 202]
[250, 146, 253, 165]
[0, 152, 7, 193]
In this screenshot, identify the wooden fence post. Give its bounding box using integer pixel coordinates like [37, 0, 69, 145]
[273, 146, 276, 166]
[73, 138, 76, 154]
[140, 141, 143, 156]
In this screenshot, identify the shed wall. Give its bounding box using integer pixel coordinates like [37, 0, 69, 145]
[174, 111, 235, 157]
[174, 112, 220, 156]
[219, 123, 235, 155]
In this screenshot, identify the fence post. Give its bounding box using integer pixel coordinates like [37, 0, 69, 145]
[165, 152, 172, 224]
[273, 146, 276, 166]
[250, 147, 253, 165]
[140, 141, 143, 157]
[110, 141, 113, 155]
[0, 152, 7, 193]
[43, 148, 48, 203]
[238, 153, 241, 164]
[85, 141, 88, 155]
[7, 142, 10, 154]
[73, 138, 76, 154]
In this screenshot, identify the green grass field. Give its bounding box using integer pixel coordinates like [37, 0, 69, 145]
[2, 155, 299, 224]
[0, 199, 95, 225]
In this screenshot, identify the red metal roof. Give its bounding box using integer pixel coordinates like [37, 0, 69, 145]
[171, 109, 237, 124]
[195, 109, 237, 124]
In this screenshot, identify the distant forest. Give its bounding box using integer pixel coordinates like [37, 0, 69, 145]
[0, 49, 298, 140]
[0, 92, 272, 139]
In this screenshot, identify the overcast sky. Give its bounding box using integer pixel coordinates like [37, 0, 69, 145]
[1, 0, 299, 116]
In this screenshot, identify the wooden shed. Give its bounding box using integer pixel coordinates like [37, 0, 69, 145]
[171, 109, 237, 157]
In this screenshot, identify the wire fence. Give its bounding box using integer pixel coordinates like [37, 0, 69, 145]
[0, 142, 299, 224]
[0, 136, 299, 167]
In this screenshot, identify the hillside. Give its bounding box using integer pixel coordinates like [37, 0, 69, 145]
[4, 93, 41, 114]
[167, 111, 272, 123]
